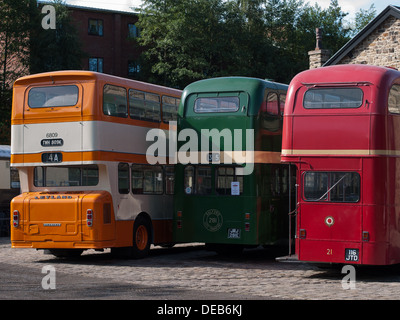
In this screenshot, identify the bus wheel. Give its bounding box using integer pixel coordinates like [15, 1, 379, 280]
[131, 216, 151, 259]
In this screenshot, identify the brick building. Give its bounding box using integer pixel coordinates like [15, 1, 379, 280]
[39, 0, 142, 78]
[309, 5, 400, 69]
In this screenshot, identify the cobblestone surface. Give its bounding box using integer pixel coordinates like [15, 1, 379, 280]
[1, 238, 400, 300]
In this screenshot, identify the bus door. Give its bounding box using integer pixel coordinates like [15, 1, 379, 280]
[297, 169, 362, 263]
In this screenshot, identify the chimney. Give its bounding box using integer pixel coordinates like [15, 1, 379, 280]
[308, 28, 331, 69]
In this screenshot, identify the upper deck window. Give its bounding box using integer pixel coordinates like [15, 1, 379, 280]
[162, 96, 180, 123]
[28, 85, 79, 108]
[304, 88, 363, 109]
[103, 84, 128, 118]
[194, 96, 239, 113]
[129, 89, 161, 122]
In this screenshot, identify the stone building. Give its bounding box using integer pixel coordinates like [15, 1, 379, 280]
[309, 5, 400, 69]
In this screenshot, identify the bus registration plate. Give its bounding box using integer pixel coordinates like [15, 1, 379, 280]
[227, 228, 241, 239]
[345, 248, 359, 262]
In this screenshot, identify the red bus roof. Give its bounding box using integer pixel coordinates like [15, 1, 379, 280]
[290, 64, 400, 87]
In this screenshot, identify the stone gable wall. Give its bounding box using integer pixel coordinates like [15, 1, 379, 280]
[338, 15, 400, 68]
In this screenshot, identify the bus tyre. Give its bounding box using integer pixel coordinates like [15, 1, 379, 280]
[131, 216, 151, 259]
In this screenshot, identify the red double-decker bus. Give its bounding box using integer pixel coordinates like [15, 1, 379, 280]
[282, 64, 400, 265]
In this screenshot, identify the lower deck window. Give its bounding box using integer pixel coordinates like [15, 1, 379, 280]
[34, 165, 99, 187]
[304, 171, 360, 202]
[184, 165, 243, 195]
[184, 166, 212, 195]
[131, 164, 163, 194]
[216, 167, 243, 195]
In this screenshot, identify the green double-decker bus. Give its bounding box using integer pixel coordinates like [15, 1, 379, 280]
[174, 77, 292, 253]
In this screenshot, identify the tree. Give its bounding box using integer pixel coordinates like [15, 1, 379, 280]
[137, 0, 239, 88]
[353, 4, 376, 35]
[0, 0, 35, 144]
[137, 0, 359, 88]
[0, 0, 85, 144]
[30, 0, 85, 74]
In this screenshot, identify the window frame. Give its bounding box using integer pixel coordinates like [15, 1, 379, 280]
[118, 163, 130, 194]
[128, 23, 140, 38]
[89, 57, 104, 73]
[194, 96, 240, 113]
[88, 19, 104, 36]
[162, 95, 180, 123]
[303, 88, 364, 109]
[184, 165, 212, 195]
[129, 89, 161, 122]
[215, 166, 244, 196]
[103, 84, 128, 118]
[34, 165, 99, 187]
[131, 164, 164, 195]
[28, 85, 79, 108]
[303, 171, 361, 203]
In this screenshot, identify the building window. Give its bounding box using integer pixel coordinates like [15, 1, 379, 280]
[128, 61, 140, 77]
[88, 19, 103, 36]
[89, 57, 103, 73]
[128, 23, 140, 38]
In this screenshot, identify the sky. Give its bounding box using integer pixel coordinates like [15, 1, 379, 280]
[61, 0, 397, 20]
[315, 0, 396, 20]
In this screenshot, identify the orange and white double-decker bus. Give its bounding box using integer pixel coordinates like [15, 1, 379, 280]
[10, 70, 181, 258]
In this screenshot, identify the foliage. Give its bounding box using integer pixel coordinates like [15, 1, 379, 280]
[30, 0, 85, 74]
[0, 0, 35, 144]
[353, 4, 377, 35]
[0, 0, 84, 144]
[137, 0, 362, 88]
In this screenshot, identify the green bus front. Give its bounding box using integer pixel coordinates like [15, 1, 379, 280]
[174, 77, 291, 249]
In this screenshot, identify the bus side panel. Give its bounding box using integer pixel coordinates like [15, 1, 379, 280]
[114, 220, 134, 247]
[81, 192, 115, 242]
[388, 156, 400, 264]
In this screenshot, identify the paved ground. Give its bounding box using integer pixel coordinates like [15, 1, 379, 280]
[1, 237, 400, 301]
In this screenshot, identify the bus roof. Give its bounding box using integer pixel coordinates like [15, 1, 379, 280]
[13, 70, 182, 95]
[183, 76, 287, 94]
[290, 64, 400, 88]
[181, 76, 288, 115]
